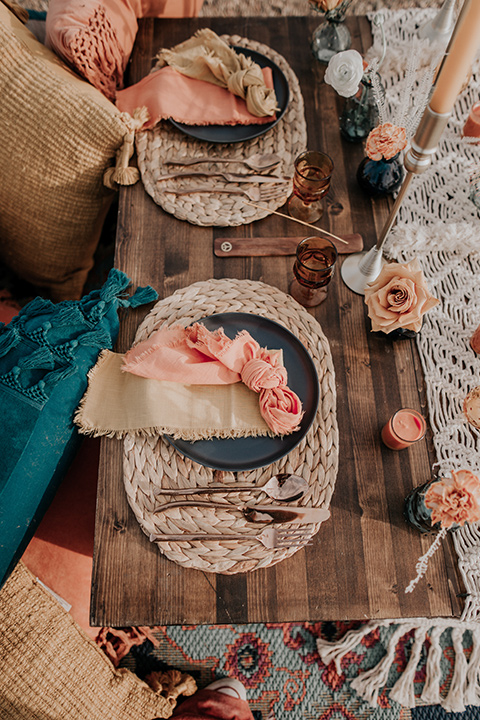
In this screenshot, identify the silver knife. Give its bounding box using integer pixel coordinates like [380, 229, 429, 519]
[156, 170, 291, 184]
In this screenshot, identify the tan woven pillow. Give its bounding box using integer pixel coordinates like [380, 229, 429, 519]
[0, 2, 134, 301]
[0, 562, 173, 720]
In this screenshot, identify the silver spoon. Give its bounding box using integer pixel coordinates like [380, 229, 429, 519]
[153, 473, 308, 503]
[164, 152, 282, 173]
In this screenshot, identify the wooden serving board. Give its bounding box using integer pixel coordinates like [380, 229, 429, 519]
[214, 234, 363, 257]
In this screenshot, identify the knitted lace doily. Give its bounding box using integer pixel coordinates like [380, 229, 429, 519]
[135, 35, 306, 227]
[369, 10, 480, 620]
[122, 279, 339, 574]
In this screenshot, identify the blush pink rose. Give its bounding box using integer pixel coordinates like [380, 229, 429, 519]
[425, 470, 480, 528]
[365, 122, 407, 161]
[364, 259, 439, 333]
[312, 0, 344, 10]
[259, 386, 304, 435]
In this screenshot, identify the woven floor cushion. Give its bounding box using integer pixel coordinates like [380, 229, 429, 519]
[0, 1, 134, 301]
[0, 562, 173, 720]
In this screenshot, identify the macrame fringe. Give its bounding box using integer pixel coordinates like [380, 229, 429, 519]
[389, 626, 426, 707]
[316, 623, 378, 674]
[350, 625, 410, 706]
[316, 618, 480, 711]
[443, 626, 468, 713]
[103, 108, 151, 189]
[419, 625, 443, 705]
[465, 628, 480, 705]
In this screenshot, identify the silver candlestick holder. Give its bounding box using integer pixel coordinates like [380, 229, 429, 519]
[418, 0, 456, 46]
[341, 106, 451, 295]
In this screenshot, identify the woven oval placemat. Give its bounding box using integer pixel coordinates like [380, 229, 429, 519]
[135, 35, 307, 227]
[123, 279, 338, 574]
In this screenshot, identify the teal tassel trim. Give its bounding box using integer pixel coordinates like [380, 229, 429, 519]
[76, 328, 113, 349]
[120, 285, 158, 309]
[43, 362, 77, 388]
[0, 326, 19, 358]
[100, 269, 131, 304]
[17, 346, 54, 371]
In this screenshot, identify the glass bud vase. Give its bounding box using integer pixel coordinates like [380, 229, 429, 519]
[403, 479, 441, 534]
[339, 76, 385, 143]
[356, 152, 404, 197]
[311, 2, 352, 64]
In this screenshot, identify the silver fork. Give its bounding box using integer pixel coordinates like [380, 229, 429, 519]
[149, 526, 313, 549]
[160, 184, 289, 202]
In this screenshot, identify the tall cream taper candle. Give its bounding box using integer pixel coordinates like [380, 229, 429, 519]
[429, 0, 480, 115]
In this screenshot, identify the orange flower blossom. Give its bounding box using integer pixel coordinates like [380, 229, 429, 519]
[311, 0, 345, 10]
[424, 469, 480, 529]
[365, 122, 407, 161]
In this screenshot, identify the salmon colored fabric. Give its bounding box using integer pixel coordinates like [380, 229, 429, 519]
[169, 689, 254, 720]
[123, 323, 304, 435]
[45, 0, 204, 100]
[116, 66, 275, 128]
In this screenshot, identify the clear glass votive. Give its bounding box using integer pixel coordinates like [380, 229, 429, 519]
[289, 236, 338, 307]
[381, 408, 427, 450]
[287, 150, 334, 223]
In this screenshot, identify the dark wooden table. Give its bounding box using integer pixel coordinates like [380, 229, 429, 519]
[91, 15, 463, 627]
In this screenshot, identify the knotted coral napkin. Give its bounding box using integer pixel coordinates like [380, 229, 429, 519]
[116, 28, 278, 130]
[74, 323, 304, 440]
[156, 29, 278, 118]
[115, 66, 276, 130]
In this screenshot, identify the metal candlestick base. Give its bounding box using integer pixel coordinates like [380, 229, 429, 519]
[340, 246, 385, 295]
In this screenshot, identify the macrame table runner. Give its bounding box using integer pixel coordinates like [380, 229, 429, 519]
[313, 11, 480, 715]
[367, 8, 480, 621]
[123, 279, 338, 574]
[135, 35, 306, 227]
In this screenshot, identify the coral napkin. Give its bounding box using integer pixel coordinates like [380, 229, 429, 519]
[115, 66, 276, 129]
[74, 323, 304, 440]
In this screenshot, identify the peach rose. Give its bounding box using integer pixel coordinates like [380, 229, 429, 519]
[425, 470, 480, 528]
[464, 386, 480, 429]
[259, 386, 304, 435]
[312, 0, 344, 10]
[365, 122, 407, 161]
[364, 259, 439, 333]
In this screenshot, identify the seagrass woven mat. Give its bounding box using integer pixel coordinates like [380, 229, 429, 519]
[123, 278, 338, 574]
[135, 35, 307, 227]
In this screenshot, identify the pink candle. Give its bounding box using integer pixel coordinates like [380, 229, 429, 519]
[430, 1, 480, 115]
[463, 101, 480, 139]
[381, 409, 427, 451]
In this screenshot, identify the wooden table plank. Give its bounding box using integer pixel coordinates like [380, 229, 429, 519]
[91, 16, 463, 627]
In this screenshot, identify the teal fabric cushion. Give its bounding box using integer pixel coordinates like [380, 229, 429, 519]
[0, 269, 157, 588]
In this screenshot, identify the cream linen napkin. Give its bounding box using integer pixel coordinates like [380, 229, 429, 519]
[74, 350, 271, 440]
[155, 28, 279, 118]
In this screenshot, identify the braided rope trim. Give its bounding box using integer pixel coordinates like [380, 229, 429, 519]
[123, 279, 339, 574]
[135, 35, 307, 227]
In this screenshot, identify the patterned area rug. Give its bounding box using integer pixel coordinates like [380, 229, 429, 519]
[96, 621, 477, 720]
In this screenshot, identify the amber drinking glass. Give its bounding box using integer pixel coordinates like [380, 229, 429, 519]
[289, 236, 338, 307]
[287, 150, 334, 223]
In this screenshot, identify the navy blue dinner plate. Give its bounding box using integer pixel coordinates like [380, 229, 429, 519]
[169, 46, 290, 144]
[165, 313, 319, 471]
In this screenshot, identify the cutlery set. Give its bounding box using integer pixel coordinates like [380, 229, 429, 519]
[159, 152, 291, 201]
[151, 472, 326, 546]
